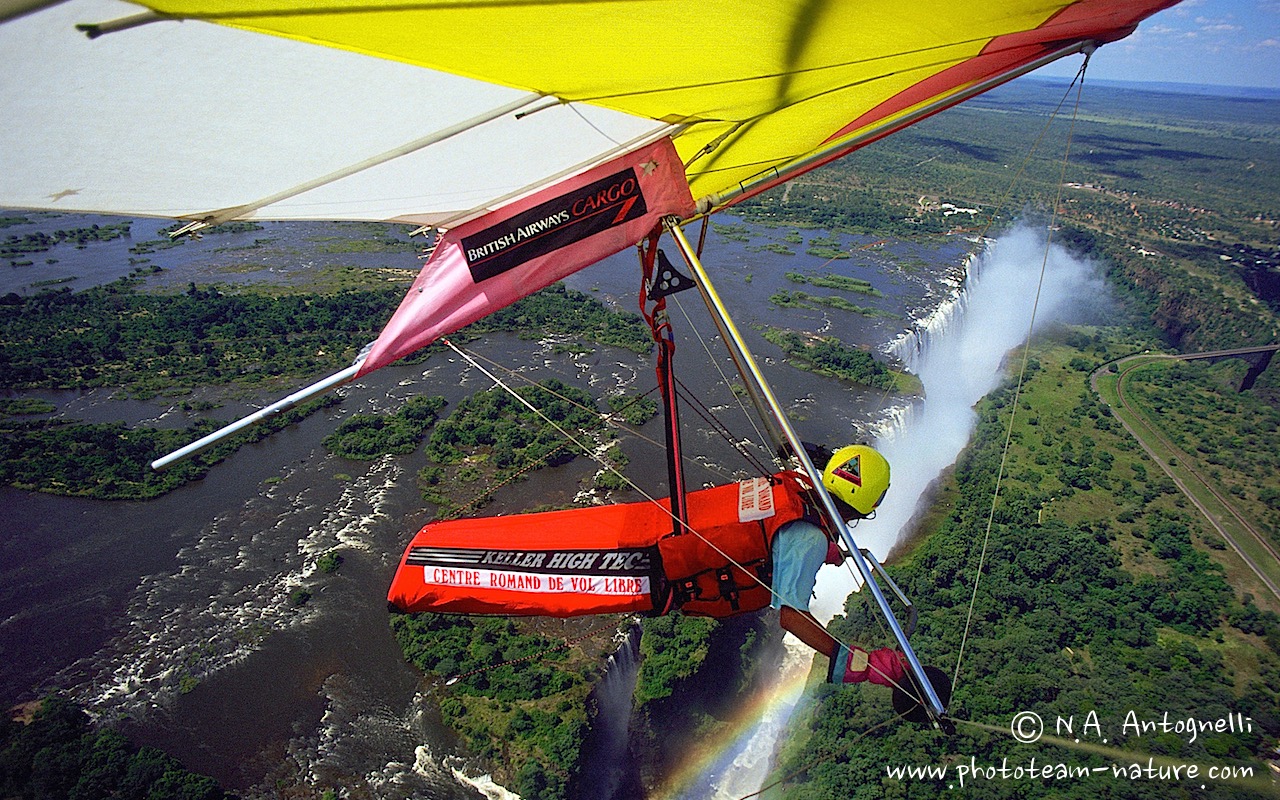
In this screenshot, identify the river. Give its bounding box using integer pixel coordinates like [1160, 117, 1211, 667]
[0, 212, 973, 797]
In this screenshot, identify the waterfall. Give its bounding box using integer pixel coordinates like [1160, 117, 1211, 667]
[889, 254, 976, 374]
[812, 221, 1104, 616]
[575, 623, 643, 800]
[723, 223, 1103, 795]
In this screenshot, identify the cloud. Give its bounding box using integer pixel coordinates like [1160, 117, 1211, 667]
[1054, 0, 1280, 87]
[1172, 0, 1208, 13]
[1194, 15, 1244, 32]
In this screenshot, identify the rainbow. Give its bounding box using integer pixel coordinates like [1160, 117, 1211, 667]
[649, 641, 818, 800]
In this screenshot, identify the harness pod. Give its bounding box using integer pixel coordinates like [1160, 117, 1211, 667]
[657, 472, 812, 617]
[387, 472, 817, 618]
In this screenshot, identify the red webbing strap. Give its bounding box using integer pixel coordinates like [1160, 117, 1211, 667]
[638, 229, 688, 535]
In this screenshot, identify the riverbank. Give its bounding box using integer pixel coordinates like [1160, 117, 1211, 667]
[778, 333, 1280, 798]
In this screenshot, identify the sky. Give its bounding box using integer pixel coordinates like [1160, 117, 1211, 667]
[1036, 0, 1280, 89]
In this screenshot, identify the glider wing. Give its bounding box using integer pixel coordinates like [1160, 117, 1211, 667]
[1, 0, 1177, 228]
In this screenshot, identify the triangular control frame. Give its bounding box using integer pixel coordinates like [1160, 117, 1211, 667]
[662, 219, 948, 724]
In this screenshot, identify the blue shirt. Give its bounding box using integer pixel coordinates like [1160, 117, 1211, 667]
[770, 519, 828, 611]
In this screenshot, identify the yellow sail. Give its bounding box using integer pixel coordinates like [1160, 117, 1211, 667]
[1, 0, 1177, 225]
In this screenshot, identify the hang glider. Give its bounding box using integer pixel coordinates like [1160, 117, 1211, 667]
[0, 0, 1180, 445]
[2, 0, 1175, 230]
[0, 0, 1181, 727]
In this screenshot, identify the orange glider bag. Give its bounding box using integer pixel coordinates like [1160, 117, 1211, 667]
[388, 498, 674, 617]
[387, 474, 813, 618]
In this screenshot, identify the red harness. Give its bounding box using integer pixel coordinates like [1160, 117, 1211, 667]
[387, 472, 818, 618]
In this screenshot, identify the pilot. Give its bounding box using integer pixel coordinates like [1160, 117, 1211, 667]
[772, 444, 906, 687]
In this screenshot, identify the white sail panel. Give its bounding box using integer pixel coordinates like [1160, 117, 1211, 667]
[0, 0, 664, 224]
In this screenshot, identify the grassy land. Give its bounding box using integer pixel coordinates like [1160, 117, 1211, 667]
[928, 331, 1280, 617]
[777, 330, 1280, 799]
[1094, 354, 1280, 605]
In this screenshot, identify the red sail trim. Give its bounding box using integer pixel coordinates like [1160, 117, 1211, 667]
[714, 0, 1176, 212]
[823, 0, 1180, 147]
[356, 137, 694, 378]
[387, 473, 813, 618]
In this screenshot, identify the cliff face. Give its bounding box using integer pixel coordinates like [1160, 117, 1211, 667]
[394, 613, 631, 799]
[625, 612, 787, 794]
[1061, 226, 1280, 353]
[1126, 259, 1241, 351]
[571, 623, 645, 800]
[418, 611, 784, 800]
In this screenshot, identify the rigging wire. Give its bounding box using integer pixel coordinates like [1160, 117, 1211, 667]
[440, 337, 740, 486]
[424, 345, 664, 519]
[731, 56, 1102, 799]
[674, 374, 773, 477]
[441, 339, 781, 592]
[441, 339, 926, 702]
[669, 291, 776, 468]
[951, 55, 1092, 693]
[430, 60, 1106, 780]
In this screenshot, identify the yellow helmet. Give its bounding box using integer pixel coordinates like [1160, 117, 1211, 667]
[822, 445, 890, 518]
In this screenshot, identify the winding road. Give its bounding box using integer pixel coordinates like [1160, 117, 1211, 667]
[1091, 345, 1280, 603]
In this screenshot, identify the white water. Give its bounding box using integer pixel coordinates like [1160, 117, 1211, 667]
[71, 454, 404, 716]
[811, 223, 1102, 620]
[726, 223, 1102, 794]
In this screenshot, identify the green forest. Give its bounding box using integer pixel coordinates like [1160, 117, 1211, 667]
[771, 336, 1279, 799]
[1120, 359, 1280, 550]
[0, 280, 399, 392]
[0, 280, 649, 395]
[0, 397, 334, 500]
[418, 378, 607, 516]
[323, 395, 448, 460]
[2, 223, 132, 264]
[768, 288, 895, 318]
[0, 697, 229, 800]
[0, 282, 649, 500]
[390, 613, 603, 799]
[785, 271, 881, 296]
